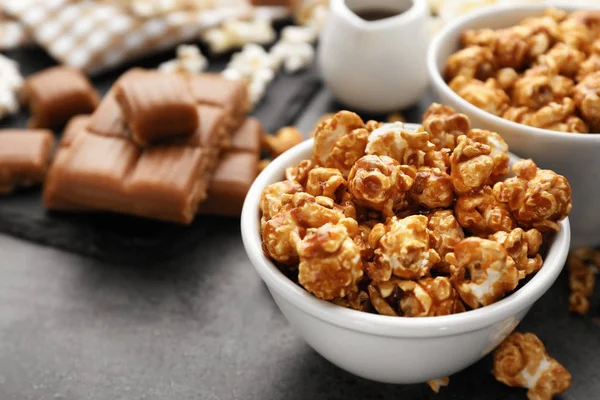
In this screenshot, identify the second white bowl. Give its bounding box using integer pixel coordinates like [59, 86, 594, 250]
[428, 4, 600, 248]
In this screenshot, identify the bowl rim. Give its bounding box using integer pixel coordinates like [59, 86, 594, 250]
[241, 136, 571, 338]
[427, 2, 600, 142]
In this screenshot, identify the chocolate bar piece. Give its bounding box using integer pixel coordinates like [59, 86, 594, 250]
[198, 151, 259, 216]
[187, 74, 249, 145]
[0, 129, 55, 193]
[126, 146, 207, 223]
[22, 66, 99, 129]
[115, 71, 199, 146]
[198, 117, 262, 216]
[61, 115, 91, 147]
[229, 117, 262, 154]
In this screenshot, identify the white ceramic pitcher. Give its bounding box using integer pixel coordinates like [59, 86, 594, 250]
[318, 0, 429, 113]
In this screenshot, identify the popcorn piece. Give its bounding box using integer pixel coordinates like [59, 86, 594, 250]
[227, 43, 277, 80]
[493, 159, 572, 232]
[263, 207, 304, 265]
[280, 24, 319, 44]
[449, 135, 494, 195]
[262, 126, 304, 158]
[576, 54, 600, 82]
[444, 46, 496, 81]
[408, 167, 454, 209]
[427, 377, 450, 393]
[493, 332, 572, 400]
[285, 159, 315, 187]
[365, 122, 436, 167]
[559, 10, 600, 53]
[305, 167, 346, 200]
[259, 180, 304, 221]
[270, 40, 315, 73]
[490, 228, 543, 280]
[386, 112, 406, 123]
[313, 110, 366, 176]
[494, 26, 532, 70]
[449, 76, 510, 116]
[466, 129, 509, 184]
[202, 18, 276, 54]
[368, 277, 464, 317]
[369, 215, 440, 281]
[511, 74, 574, 110]
[573, 71, 600, 132]
[568, 252, 595, 315]
[22, 66, 99, 129]
[0, 54, 22, 120]
[446, 237, 519, 308]
[297, 222, 363, 300]
[460, 28, 497, 49]
[332, 287, 371, 312]
[428, 210, 464, 274]
[496, 67, 519, 92]
[503, 99, 589, 133]
[536, 43, 585, 79]
[347, 155, 415, 217]
[158, 45, 208, 75]
[421, 103, 471, 151]
[455, 187, 516, 236]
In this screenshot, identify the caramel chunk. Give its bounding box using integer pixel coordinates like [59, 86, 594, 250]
[230, 117, 262, 154]
[0, 129, 55, 193]
[22, 66, 99, 129]
[61, 115, 91, 147]
[87, 89, 128, 139]
[115, 71, 199, 145]
[126, 146, 207, 223]
[187, 73, 249, 136]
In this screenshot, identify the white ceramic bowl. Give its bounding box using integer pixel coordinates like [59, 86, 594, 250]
[428, 4, 600, 248]
[241, 134, 571, 384]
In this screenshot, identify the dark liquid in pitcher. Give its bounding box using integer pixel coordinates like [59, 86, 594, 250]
[354, 8, 403, 21]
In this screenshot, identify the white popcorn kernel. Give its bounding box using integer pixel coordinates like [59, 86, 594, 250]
[158, 44, 208, 74]
[248, 78, 267, 106]
[281, 25, 319, 44]
[271, 41, 314, 73]
[228, 44, 277, 78]
[221, 68, 245, 81]
[225, 18, 276, 46]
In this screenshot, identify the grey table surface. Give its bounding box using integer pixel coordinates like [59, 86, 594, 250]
[1, 50, 599, 400]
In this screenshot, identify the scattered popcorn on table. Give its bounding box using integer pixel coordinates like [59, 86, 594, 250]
[202, 18, 276, 54]
[427, 377, 450, 393]
[259, 106, 572, 316]
[493, 332, 572, 400]
[567, 249, 598, 315]
[0, 54, 23, 120]
[159, 44, 208, 74]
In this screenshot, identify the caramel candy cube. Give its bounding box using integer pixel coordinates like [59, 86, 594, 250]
[87, 89, 128, 139]
[126, 146, 207, 224]
[44, 133, 140, 212]
[0, 129, 55, 193]
[22, 66, 99, 129]
[199, 151, 259, 216]
[61, 115, 91, 147]
[188, 74, 249, 139]
[230, 117, 263, 154]
[115, 71, 199, 145]
[172, 104, 226, 149]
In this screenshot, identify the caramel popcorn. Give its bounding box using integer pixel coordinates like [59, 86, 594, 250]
[511, 74, 573, 110]
[285, 159, 315, 187]
[421, 103, 470, 151]
[297, 222, 363, 300]
[444, 46, 496, 81]
[490, 228, 543, 280]
[427, 377, 450, 393]
[493, 332, 572, 400]
[263, 126, 304, 158]
[466, 129, 509, 184]
[447, 237, 519, 308]
[347, 155, 415, 217]
[408, 167, 454, 209]
[368, 277, 465, 317]
[259, 108, 569, 319]
[313, 110, 365, 171]
[568, 252, 596, 315]
[573, 71, 600, 132]
[369, 215, 440, 281]
[503, 99, 589, 133]
[428, 210, 464, 274]
[455, 187, 516, 236]
[448, 9, 600, 133]
[305, 167, 346, 200]
[449, 135, 494, 195]
[493, 159, 572, 232]
[449, 76, 510, 116]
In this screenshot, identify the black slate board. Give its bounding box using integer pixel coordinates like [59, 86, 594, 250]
[0, 43, 322, 264]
